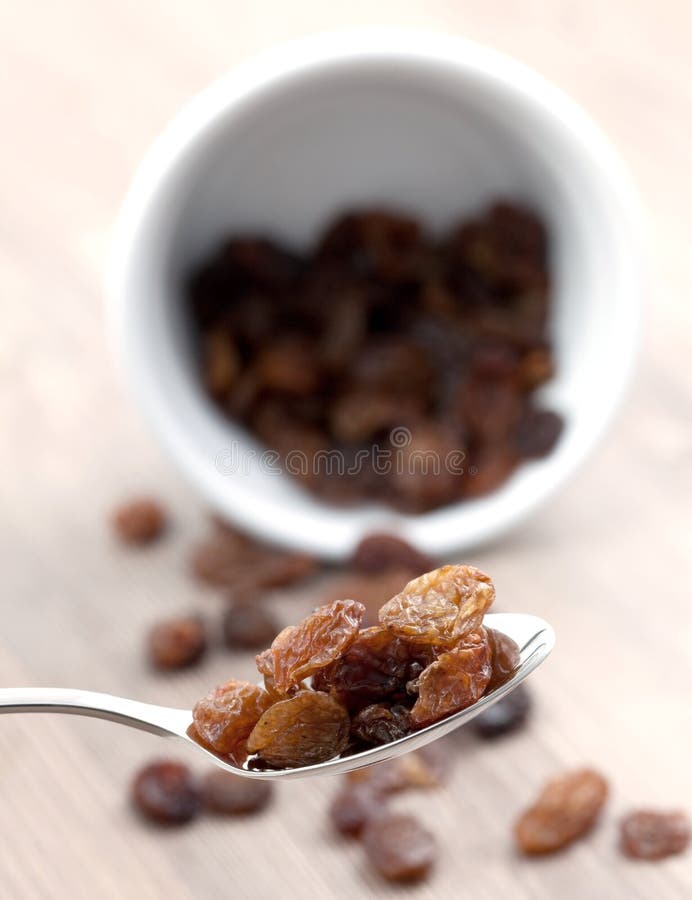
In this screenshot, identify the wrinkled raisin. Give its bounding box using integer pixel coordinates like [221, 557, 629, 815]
[247, 691, 349, 768]
[148, 616, 207, 670]
[258, 598, 364, 694]
[472, 684, 532, 739]
[329, 783, 383, 836]
[350, 704, 412, 746]
[223, 603, 279, 650]
[362, 813, 437, 882]
[620, 810, 690, 860]
[131, 760, 199, 825]
[351, 533, 434, 577]
[515, 769, 609, 854]
[485, 626, 521, 690]
[192, 680, 272, 759]
[379, 564, 495, 647]
[201, 770, 273, 816]
[410, 631, 492, 728]
[112, 498, 166, 545]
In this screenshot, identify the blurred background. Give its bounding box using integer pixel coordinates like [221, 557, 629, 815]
[1, 2, 691, 898]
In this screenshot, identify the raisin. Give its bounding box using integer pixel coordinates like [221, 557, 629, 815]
[515, 769, 609, 854]
[203, 329, 241, 398]
[312, 626, 431, 710]
[410, 631, 492, 728]
[148, 616, 207, 670]
[222, 603, 279, 650]
[362, 813, 437, 882]
[485, 626, 521, 690]
[350, 704, 412, 746]
[472, 684, 532, 739]
[255, 337, 320, 396]
[258, 598, 364, 694]
[515, 408, 564, 459]
[351, 533, 434, 577]
[620, 810, 690, 860]
[190, 529, 264, 587]
[388, 423, 465, 513]
[131, 760, 199, 825]
[253, 552, 317, 589]
[329, 783, 383, 836]
[379, 564, 495, 647]
[192, 679, 272, 759]
[464, 448, 518, 499]
[201, 770, 273, 816]
[112, 498, 166, 545]
[247, 691, 350, 768]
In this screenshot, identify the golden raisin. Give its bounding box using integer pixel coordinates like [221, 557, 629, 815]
[192, 679, 272, 759]
[379, 565, 495, 647]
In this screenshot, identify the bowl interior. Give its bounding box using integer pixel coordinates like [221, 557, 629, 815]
[118, 44, 638, 558]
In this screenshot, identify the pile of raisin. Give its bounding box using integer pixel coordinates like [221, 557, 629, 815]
[186, 203, 563, 511]
[190, 563, 523, 769]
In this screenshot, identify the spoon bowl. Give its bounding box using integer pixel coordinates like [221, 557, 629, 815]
[0, 612, 553, 779]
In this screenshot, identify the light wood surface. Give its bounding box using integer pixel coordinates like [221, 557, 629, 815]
[1, 2, 691, 898]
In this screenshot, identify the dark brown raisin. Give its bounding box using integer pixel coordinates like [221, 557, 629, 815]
[131, 760, 199, 825]
[148, 616, 207, 670]
[222, 603, 279, 650]
[620, 810, 690, 860]
[362, 813, 437, 882]
[247, 691, 350, 768]
[472, 684, 532, 739]
[515, 408, 564, 459]
[201, 770, 273, 816]
[112, 498, 166, 545]
[350, 704, 412, 746]
[351, 533, 434, 577]
[515, 769, 609, 854]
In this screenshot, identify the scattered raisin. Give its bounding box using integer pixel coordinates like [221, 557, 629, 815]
[201, 770, 273, 816]
[351, 533, 434, 577]
[362, 813, 437, 882]
[131, 760, 199, 825]
[472, 684, 532, 739]
[192, 680, 272, 759]
[223, 603, 279, 650]
[247, 691, 350, 768]
[329, 783, 383, 836]
[148, 616, 207, 670]
[620, 810, 690, 860]
[515, 769, 609, 855]
[350, 704, 412, 746]
[410, 631, 492, 728]
[258, 598, 364, 694]
[345, 745, 449, 794]
[112, 498, 166, 545]
[379, 564, 495, 647]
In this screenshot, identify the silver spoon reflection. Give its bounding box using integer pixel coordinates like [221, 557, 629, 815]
[0, 613, 553, 779]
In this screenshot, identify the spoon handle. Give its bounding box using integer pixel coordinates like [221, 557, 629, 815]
[0, 687, 189, 737]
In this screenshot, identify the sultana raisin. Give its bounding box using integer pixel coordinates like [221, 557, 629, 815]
[485, 626, 521, 691]
[201, 770, 273, 816]
[620, 810, 690, 860]
[472, 684, 532, 739]
[222, 603, 279, 650]
[362, 813, 437, 882]
[351, 533, 434, 577]
[410, 631, 492, 728]
[112, 498, 167, 546]
[131, 760, 199, 825]
[515, 769, 609, 855]
[350, 704, 412, 747]
[147, 616, 207, 670]
[192, 680, 272, 759]
[247, 691, 350, 768]
[379, 564, 495, 647]
[258, 598, 364, 694]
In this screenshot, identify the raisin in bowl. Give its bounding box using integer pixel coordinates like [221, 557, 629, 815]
[110, 29, 641, 559]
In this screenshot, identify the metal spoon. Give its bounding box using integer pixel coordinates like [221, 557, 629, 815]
[0, 612, 553, 779]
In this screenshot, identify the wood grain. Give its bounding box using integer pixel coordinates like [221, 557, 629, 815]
[1, 1, 691, 897]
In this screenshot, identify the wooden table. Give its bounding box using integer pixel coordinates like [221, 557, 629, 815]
[1, 2, 690, 897]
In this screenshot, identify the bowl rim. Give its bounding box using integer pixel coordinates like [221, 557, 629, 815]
[108, 27, 642, 559]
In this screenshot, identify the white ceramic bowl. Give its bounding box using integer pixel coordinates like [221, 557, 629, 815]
[109, 29, 641, 560]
